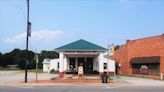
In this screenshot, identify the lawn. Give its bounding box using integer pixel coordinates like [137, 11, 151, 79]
[28, 69, 44, 73]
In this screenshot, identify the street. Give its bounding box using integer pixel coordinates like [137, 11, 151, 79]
[0, 86, 164, 92]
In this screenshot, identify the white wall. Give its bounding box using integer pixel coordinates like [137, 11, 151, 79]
[43, 63, 50, 72]
[50, 59, 59, 71]
[43, 59, 59, 73]
[98, 52, 115, 73]
[108, 59, 115, 72]
[63, 57, 67, 71]
[98, 53, 104, 73]
[102, 58, 115, 72]
[42, 54, 68, 73]
[59, 52, 64, 73]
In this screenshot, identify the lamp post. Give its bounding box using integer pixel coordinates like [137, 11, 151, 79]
[25, 0, 31, 83]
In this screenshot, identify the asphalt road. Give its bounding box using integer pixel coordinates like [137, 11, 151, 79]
[0, 86, 164, 92]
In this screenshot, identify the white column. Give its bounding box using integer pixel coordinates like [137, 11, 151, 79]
[98, 53, 104, 78]
[64, 57, 67, 71]
[59, 52, 64, 78]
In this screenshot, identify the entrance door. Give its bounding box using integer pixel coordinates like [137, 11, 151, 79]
[84, 58, 93, 74]
[78, 57, 93, 74]
[78, 57, 85, 68]
[69, 58, 76, 73]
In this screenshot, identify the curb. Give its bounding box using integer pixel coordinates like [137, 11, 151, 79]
[0, 82, 122, 87]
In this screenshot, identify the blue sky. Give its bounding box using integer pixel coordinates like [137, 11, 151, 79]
[0, 0, 164, 53]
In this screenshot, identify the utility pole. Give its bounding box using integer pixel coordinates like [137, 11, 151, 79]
[25, 0, 30, 83]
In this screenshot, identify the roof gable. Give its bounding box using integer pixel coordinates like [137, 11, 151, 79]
[55, 39, 107, 52]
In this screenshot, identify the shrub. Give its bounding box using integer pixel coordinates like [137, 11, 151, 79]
[50, 69, 58, 74]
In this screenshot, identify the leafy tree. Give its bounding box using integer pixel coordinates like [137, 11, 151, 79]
[0, 53, 13, 67]
[38, 50, 59, 69]
[28, 60, 36, 69]
[0, 52, 2, 66]
[0, 49, 21, 67]
[114, 45, 120, 51]
[40, 50, 58, 59]
[0, 49, 58, 69]
[15, 50, 34, 69]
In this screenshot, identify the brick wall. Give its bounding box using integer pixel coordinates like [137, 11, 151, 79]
[114, 34, 164, 76]
[114, 45, 129, 75]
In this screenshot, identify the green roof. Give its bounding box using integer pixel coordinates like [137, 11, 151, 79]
[55, 39, 107, 52]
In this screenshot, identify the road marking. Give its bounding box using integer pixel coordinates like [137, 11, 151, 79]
[103, 84, 118, 89]
[12, 85, 33, 89]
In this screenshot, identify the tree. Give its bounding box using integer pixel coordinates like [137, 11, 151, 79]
[0, 53, 13, 67]
[0, 49, 23, 67]
[15, 50, 34, 69]
[38, 50, 59, 69]
[114, 45, 120, 51]
[8, 49, 21, 65]
[0, 49, 58, 69]
[0, 52, 2, 66]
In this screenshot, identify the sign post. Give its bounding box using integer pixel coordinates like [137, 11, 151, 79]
[35, 54, 39, 82]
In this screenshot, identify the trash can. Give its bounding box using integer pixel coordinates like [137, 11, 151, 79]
[102, 72, 108, 83]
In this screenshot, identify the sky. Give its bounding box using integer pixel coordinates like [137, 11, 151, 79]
[0, 0, 164, 53]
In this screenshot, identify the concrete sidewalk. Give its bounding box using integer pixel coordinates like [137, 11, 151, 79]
[0, 70, 57, 86]
[1, 71, 164, 87]
[0, 71, 119, 87]
[116, 76, 164, 86]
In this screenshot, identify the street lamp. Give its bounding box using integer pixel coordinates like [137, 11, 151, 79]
[25, 0, 31, 83]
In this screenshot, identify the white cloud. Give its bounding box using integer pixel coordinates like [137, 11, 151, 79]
[4, 30, 63, 44]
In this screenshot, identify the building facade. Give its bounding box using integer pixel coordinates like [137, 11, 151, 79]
[114, 34, 164, 78]
[54, 39, 115, 78]
[42, 59, 59, 73]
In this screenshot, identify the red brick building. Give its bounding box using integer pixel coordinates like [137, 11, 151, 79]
[114, 34, 164, 79]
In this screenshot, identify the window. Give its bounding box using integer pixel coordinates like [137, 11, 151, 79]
[57, 62, 59, 69]
[148, 63, 159, 69]
[69, 58, 76, 71]
[104, 63, 107, 69]
[132, 64, 141, 69]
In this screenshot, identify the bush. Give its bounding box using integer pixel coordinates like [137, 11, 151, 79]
[50, 69, 58, 74]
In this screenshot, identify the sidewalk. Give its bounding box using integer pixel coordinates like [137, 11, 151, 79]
[0, 78, 121, 87]
[1, 71, 164, 87]
[116, 76, 164, 86]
